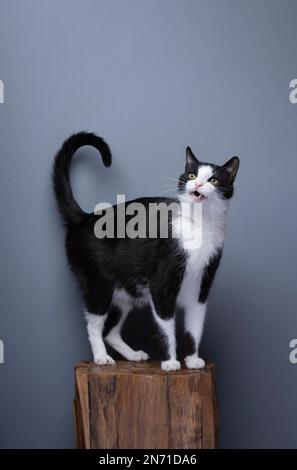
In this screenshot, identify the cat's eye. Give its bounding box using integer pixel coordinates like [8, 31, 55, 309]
[188, 173, 196, 180]
[209, 177, 219, 185]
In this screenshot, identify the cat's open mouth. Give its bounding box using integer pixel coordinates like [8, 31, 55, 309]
[190, 190, 206, 202]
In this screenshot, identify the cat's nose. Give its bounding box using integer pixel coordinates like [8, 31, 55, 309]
[195, 182, 203, 189]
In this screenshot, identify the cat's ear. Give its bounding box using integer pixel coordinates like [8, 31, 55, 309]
[186, 146, 198, 166]
[222, 156, 240, 182]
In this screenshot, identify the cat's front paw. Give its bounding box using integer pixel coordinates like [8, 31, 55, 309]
[128, 350, 149, 362]
[161, 359, 181, 371]
[94, 354, 115, 366]
[185, 355, 205, 369]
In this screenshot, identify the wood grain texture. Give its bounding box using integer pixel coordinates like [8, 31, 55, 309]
[74, 361, 218, 449]
[74, 361, 91, 449]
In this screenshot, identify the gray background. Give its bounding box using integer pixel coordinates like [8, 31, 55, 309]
[0, 0, 296, 449]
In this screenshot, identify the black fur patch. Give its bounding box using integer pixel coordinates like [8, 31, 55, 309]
[199, 249, 223, 303]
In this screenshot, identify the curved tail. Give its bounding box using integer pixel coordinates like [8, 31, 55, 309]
[52, 132, 112, 226]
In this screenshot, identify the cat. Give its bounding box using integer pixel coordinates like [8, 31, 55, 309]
[53, 132, 239, 371]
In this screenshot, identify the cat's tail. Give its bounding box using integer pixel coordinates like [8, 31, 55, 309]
[52, 132, 112, 226]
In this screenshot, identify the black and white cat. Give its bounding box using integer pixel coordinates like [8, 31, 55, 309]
[53, 132, 239, 371]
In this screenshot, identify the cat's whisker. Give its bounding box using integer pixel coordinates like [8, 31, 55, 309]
[158, 188, 177, 195]
[161, 175, 180, 183]
[155, 184, 178, 189]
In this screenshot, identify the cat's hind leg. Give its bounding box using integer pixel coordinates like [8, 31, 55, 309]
[85, 311, 115, 365]
[84, 277, 115, 365]
[105, 289, 149, 361]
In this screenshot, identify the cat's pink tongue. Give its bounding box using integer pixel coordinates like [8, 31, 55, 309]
[192, 193, 206, 202]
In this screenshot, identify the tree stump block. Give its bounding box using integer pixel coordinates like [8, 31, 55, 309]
[74, 361, 218, 449]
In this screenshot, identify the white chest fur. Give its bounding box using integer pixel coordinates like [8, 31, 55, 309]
[176, 198, 228, 306]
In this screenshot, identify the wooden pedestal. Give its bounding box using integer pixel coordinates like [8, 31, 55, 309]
[74, 361, 218, 449]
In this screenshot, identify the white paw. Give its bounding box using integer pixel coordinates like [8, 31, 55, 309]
[161, 359, 181, 371]
[94, 355, 115, 366]
[128, 350, 149, 362]
[185, 355, 205, 369]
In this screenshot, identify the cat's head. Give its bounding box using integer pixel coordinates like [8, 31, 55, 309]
[178, 147, 239, 203]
